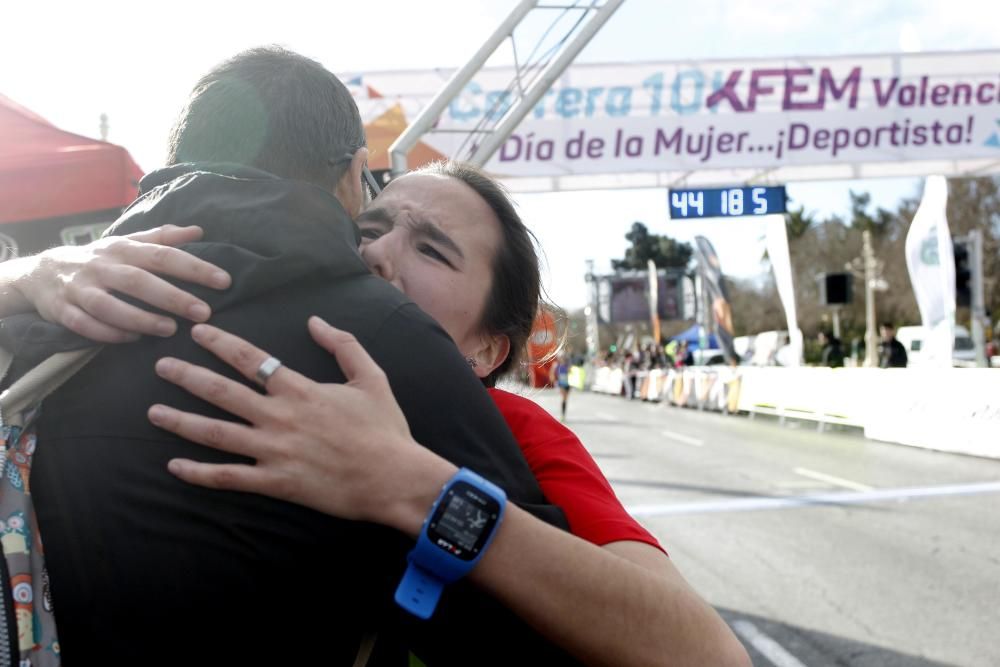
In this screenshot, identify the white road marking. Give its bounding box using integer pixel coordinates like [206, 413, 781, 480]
[626, 480, 1000, 517]
[793, 467, 873, 492]
[660, 429, 704, 447]
[594, 412, 620, 422]
[731, 620, 809, 667]
[773, 480, 825, 490]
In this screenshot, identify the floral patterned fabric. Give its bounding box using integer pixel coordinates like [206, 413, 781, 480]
[0, 416, 61, 667]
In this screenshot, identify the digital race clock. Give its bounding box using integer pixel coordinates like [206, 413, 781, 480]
[668, 185, 787, 219]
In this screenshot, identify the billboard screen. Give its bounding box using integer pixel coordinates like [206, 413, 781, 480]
[598, 271, 683, 323]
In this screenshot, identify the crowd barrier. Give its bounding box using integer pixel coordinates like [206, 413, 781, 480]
[589, 366, 623, 395]
[588, 365, 741, 413]
[583, 364, 999, 459]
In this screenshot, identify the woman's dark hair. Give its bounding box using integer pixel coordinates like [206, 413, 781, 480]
[167, 46, 365, 189]
[413, 161, 548, 387]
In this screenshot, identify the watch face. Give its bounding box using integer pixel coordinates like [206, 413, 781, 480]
[426, 481, 502, 561]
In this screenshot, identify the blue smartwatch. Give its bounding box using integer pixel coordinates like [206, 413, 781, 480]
[395, 468, 506, 619]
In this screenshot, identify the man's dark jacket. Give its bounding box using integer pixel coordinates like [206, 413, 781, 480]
[821, 338, 845, 368]
[878, 338, 909, 368]
[12, 164, 575, 665]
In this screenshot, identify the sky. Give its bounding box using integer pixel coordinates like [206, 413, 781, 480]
[3, 0, 999, 310]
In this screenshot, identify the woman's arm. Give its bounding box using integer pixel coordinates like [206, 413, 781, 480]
[476, 511, 749, 667]
[0, 225, 231, 341]
[483, 391, 750, 664]
[149, 319, 750, 667]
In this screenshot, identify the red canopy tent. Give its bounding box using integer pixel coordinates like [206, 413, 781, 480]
[0, 94, 142, 257]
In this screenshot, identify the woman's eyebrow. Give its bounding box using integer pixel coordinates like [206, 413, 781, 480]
[355, 207, 393, 226]
[410, 219, 464, 260]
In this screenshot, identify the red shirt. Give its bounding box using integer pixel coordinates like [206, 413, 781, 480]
[488, 388, 663, 552]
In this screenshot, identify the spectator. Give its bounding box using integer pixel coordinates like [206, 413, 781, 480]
[675, 340, 694, 368]
[878, 322, 908, 368]
[818, 330, 845, 368]
[623, 351, 639, 399]
[662, 340, 676, 368]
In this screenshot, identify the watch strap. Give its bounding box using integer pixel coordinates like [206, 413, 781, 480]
[394, 559, 444, 620]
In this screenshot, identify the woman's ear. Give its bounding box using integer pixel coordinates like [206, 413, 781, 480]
[334, 147, 369, 218]
[469, 333, 511, 380]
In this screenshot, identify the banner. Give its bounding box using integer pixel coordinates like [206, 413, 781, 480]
[344, 50, 1000, 189]
[904, 176, 955, 367]
[692, 236, 736, 362]
[765, 216, 802, 366]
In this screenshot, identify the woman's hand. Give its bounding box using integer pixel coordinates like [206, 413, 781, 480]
[12, 225, 231, 342]
[148, 318, 456, 534]
[148, 323, 751, 667]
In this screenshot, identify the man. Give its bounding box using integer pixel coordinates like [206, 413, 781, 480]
[818, 330, 845, 368]
[878, 322, 908, 368]
[676, 339, 694, 367]
[10, 47, 574, 665]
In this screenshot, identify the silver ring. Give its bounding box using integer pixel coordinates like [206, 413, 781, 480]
[254, 356, 283, 388]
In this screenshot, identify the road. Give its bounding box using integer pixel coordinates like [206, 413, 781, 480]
[520, 387, 1000, 667]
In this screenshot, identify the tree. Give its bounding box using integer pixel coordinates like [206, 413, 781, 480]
[727, 276, 784, 336]
[611, 222, 692, 271]
[785, 204, 815, 240]
[848, 190, 896, 237]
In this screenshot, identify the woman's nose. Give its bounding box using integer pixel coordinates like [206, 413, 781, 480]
[360, 236, 399, 286]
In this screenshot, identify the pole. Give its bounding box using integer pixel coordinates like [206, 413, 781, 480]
[468, 0, 626, 167]
[389, 0, 539, 176]
[863, 230, 878, 367]
[969, 229, 988, 367]
[584, 259, 599, 360]
[832, 308, 841, 339]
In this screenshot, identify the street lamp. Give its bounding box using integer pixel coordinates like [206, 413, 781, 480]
[845, 230, 888, 367]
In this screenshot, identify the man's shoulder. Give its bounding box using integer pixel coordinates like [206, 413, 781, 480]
[110, 163, 360, 260]
[215, 273, 419, 358]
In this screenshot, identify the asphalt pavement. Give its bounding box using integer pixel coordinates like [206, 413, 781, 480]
[518, 386, 1000, 667]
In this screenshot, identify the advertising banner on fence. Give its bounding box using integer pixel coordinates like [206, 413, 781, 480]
[345, 50, 1000, 188]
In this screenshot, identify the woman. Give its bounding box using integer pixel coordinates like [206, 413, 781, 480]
[5, 163, 748, 667]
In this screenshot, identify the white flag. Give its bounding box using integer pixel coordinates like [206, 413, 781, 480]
[905, 175, 955, 367]
[647, 258, 660, 343]
[764, 215, 802, 366]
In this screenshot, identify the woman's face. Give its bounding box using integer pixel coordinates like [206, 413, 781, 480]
[355, 173, 507, 374]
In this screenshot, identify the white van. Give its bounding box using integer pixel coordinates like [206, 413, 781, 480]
[895, 325, 976, 367]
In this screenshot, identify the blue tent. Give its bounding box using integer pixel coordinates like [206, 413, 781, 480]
[670, 325, 718, 351]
